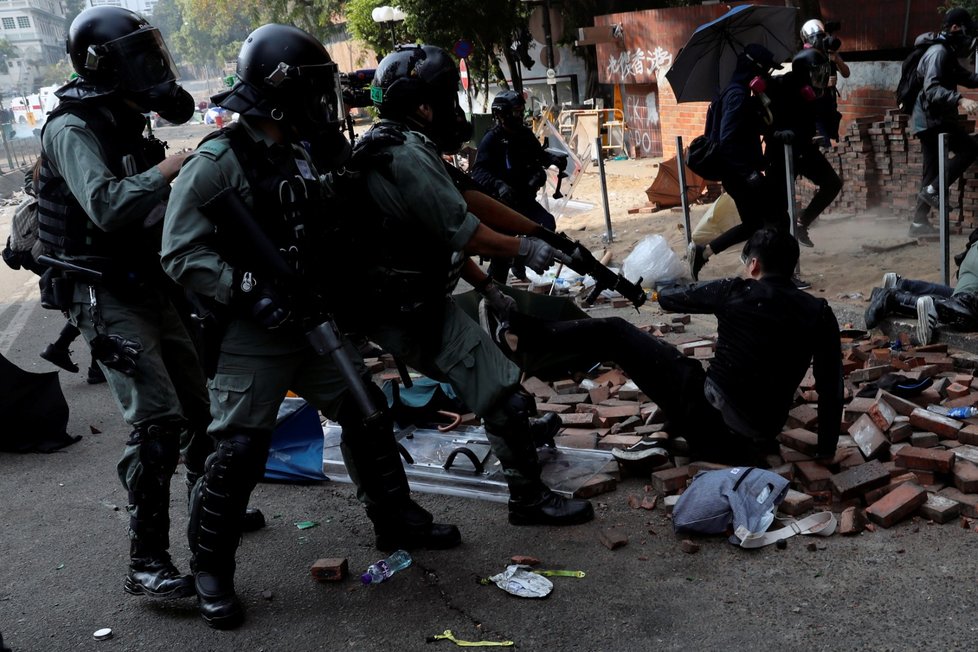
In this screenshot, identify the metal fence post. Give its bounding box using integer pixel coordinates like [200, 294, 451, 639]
[595, 137, 613, 243]
[939, 132, 950, 286]
[784, 142, 801, 276]
[676, 135, 692, 244]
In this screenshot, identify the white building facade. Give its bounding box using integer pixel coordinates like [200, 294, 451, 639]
[0, 0, 67, 94]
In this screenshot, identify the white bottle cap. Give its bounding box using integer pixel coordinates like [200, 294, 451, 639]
[93, 628, 113, 641]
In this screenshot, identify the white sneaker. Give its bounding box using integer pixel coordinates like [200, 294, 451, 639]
[882, 272, 900, 289]
[916, 295, 938, 345]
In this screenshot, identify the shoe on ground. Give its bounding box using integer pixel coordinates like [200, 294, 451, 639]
[916, 295, 938, 345]
[124, 556, 195, 599]
[791, 276, 812, 290]
[375, 521, 462, 551]
[795, 223, 814, 248]
[909, 221, 938, 237]
[687, 241, 706, 281]
[195, 571, 244, 630]
[509, 487, 594, 526]
[612, 440, 670, 476]
[240, 507, 265, 533]
[40, 343, 79, 373]
[882, 272, 900, 290]
[917, 187, 940, 209]
[87, 364, 106, 384]
[864, 287, 892, 329]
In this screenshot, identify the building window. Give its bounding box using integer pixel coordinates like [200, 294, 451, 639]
[16, 16, 29, 29]
[2, 18, 14, 30]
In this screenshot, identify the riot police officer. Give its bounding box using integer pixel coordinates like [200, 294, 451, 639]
[38, 6, 204, 601]
[352, 44, 593, 530]
[472, 90, 567, 282]
[161, 25, 460, 630]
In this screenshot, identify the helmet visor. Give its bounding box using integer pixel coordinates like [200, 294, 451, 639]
[103, 28, 179, 93]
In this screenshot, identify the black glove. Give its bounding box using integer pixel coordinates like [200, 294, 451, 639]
[772, 129, 795, 144]
[480, 281, 517, 323]
[232, 269, 292, 330]
[528, 169, 547, 191]
[90, 334, 143, 376]
[350, 124, 406, 171]
[516, 236, 565, 274]
[551, 154, 568, 172]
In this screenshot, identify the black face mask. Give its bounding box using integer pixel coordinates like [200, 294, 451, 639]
[142, 84, 195, 125]
[421, 97, 471, 153]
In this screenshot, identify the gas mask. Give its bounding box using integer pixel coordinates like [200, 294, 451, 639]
[748, 76, 773, 125]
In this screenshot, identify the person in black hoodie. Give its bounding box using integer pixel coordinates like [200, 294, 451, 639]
[687, 44, 782, 281]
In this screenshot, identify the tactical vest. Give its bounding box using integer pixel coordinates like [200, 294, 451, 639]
[36, 99, 166, 270]
[212, 123, 333, 298]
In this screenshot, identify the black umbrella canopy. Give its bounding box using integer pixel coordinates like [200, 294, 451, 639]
[665, 5, 798, 104]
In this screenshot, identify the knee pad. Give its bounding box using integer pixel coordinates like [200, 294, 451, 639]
[129, 421, 181, 482]
[495, 387, 536, 433]
[337, 381, 393, 446]
[204, 431, 272, 492]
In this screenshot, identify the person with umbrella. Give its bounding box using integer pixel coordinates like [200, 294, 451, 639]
[687, 44, 782, 281]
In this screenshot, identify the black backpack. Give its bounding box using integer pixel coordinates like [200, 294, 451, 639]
[895, 32, 939, 114]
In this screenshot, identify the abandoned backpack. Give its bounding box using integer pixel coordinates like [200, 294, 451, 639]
[673, 466, 836, 548]
[895, 32, 938, 115]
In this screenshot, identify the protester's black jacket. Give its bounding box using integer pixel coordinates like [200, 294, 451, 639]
[659, 276, 843, 455]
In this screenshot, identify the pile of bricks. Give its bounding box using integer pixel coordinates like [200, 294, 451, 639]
[495, 323, 978, 533]
[795, 109, 978, 229]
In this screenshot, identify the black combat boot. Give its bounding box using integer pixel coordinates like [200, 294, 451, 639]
[864, 288, 919, 329]
[189, 432, 269, 629]
[338, 387, 461, 551]
[124, 424, 193, 599]
[508, 484, 595, 526]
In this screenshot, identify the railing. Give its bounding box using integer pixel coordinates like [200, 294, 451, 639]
[0, 128, 40, 174]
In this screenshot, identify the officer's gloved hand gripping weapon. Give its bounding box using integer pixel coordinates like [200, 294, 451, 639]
[199, 187, 382, 423]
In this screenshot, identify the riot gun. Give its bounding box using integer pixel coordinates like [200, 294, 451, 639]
[339, 68, 375, 145]
[199, 187, 382, 422]
[531, 228, 647, 310]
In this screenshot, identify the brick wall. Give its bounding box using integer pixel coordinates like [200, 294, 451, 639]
[656, 67, 708, 160]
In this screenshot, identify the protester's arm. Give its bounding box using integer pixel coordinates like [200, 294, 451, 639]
[921, 48, 964, 109]
[830, 52, 850, 78]
[656, 278, 736, 314]
[716, 88, 760, 180]
[812, 301, 844, 457]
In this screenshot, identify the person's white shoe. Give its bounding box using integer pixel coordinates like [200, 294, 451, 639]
[882, 272, 900, 290]
[916, 295, 938, 345]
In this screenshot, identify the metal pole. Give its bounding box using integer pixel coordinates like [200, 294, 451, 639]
[541, 0, 559, 108]
[0, 96, 13, 171]
[675, 136, 692, 243]
[784, 142, 801, 276]
[388, 21, 396, 50]
[939, 132, 950, 286]
[596, 137, 613, 243]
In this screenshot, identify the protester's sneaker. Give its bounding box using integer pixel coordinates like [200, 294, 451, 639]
[909, 221, 938, 237]
[795, 223, 814, 248]
[917, 187, 941, 209]
[882, 272, 901, 290]
[792, 276, 812, 290]
[687, 241, 706, 281]
[916, 295, 938, 345]
[40, 343, 79, 373]
[612, 439, 670, 476]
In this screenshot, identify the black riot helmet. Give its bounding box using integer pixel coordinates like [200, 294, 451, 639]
[792, 47, 831, 91]
[491, 90, 526, 129]
[370, 44, 470, 151]
[214, 24, 344, 149]
[65, 6, 193, 123]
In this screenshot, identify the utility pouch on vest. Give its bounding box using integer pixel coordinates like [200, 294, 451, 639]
[50, 273, 74, 311]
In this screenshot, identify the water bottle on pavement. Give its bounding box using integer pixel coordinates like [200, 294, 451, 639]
[361, 550, 412, 585]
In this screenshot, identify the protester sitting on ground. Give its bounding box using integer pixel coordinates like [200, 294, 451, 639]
[865, 239, 978, 345]
[663, 229, 842, 464]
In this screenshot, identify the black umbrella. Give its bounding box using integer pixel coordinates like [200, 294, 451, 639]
[665, 4, 798, 103]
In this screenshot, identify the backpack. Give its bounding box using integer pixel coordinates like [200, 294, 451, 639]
[895, 32, 938, 114]
[686, 90, 730, 181]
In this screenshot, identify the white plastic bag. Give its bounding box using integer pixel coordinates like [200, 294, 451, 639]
[620, 235, 686, 286]
[487, 565, 553, 598]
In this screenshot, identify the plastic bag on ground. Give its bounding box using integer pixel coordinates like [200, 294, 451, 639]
[488, 565, 553, 598]
[620, 235, 686, 286]
[691, 193, 740, 245]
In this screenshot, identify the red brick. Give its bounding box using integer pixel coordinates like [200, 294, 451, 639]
[536, 403, 571, 414]
[588, 385, 611, 405]
[866, 482, 927, 528]
[310, 558, 348, 582]
[594, 404, 642, 421]
[795, 461, 833, 492]
[559, 412, 599, 427]
[938, 487, 978, 518]
[848, 414, 890, 460]
[946, 382, 971, 399]
[909, 407, 963, 438]
[868, 400, 898, 432]
[954, 461, 978, 493]
[894, 446, 956, 474]
[877, 390, 920, 417]
[959, 424, 978, 446]
[574, 473, 617, 498]
[596, 434, 643, 451]
[548, 393, 589, 405]
[779, 489, 814, 516]
[838, 506, 868, 536]
[778, 428, 820, 457]
[651, 466, 689, 496]
[522, 376, 555, 399]
[830, 460, 890, 500]
[555, 432, 598, 449]
[598, 527, 628, 550]
[888, 418, 913, 443]
[919, 493, 960, 523]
